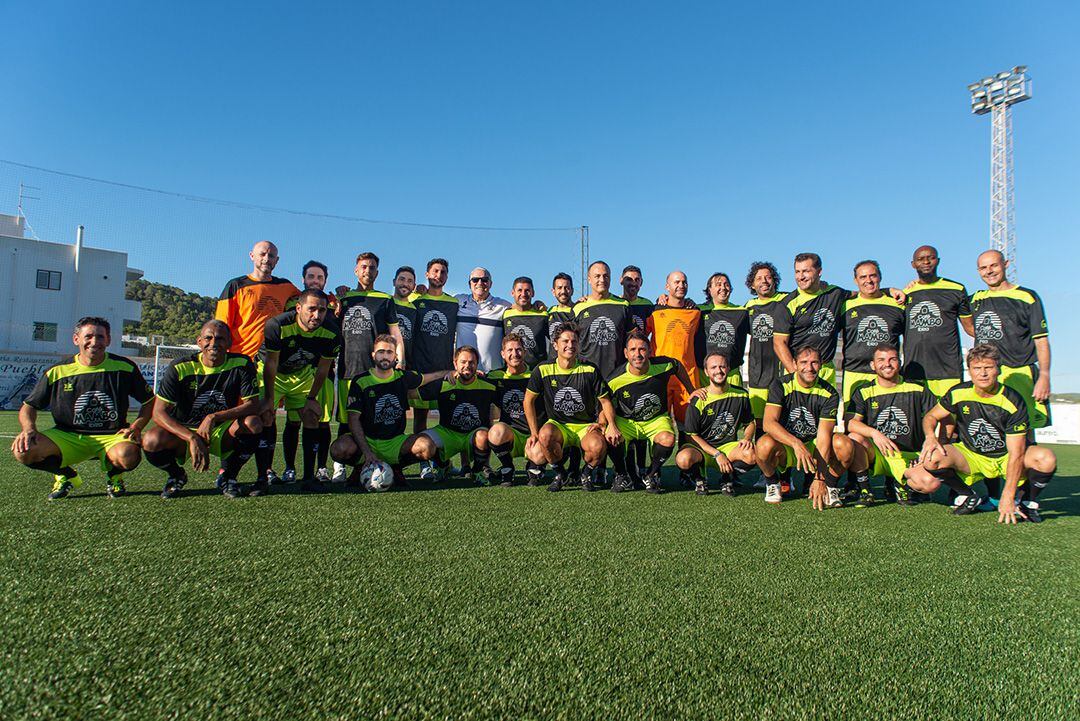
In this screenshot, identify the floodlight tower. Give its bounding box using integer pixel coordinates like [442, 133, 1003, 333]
[968, 66, 1031, 281]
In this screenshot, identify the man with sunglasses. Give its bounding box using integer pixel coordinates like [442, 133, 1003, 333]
[454, 267, 513, 373]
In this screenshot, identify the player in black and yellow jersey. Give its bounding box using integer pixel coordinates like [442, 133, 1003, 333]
[756, 346, 846, 509]
[501, 277, 549, 369]
[574, 261, 635, 379]
[621, 265, 655, 334]
[411, 345, 497, 485]
[329, 335, 452, 487]
[604, 330, 698, 494]
[12, 317, 154, 500]
[256, 289, 341, 495]
[675, 352, 756, 497]
[525, 322, 619, 492]
[142, 320, 263, 500]
[837, 344, 936, 507]
[840, 260, 905, 406]
[391, 266, 418, 366]
[485, 334, 546, 486]
[971, 250, 1051, 431]
[909, 344, 1057, 523]
[698, 272, 749, 388]
[744, 261, 788, 422]
[547, 272, 576, 362]
[216, 240, 301, 359]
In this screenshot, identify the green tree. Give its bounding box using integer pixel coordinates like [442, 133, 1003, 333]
[124, 279, 216, 345]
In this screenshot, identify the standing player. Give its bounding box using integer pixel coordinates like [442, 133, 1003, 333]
[411, 258, 459, 479]
[605, 330, 698, 494]
[910, 344, 1056, 523]
[547, 273, 577, 361]
[744, 261, 788, 423]
[648, 270, 702, 430]
[142, 320, 263, 499]
[255, 289, 341, 495]
[11, 317, 153, 500]
[698, 272, 749, 387]
[840, 260, 905, 407]
[621, 265, 655, 334]
[575, 261, 634, 379]
[391, 266, 418, 367]
[455, 267, 513, 372]
[676, 353, 756, 496]
[216, 240, 301, 358]
[501, 277, 549, 369]
[524, 322, 619, 492]
[486, 334, 545, 486]
[756, 346, 846, 509]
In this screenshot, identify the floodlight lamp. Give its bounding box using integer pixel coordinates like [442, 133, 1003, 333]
[996, 71, 1011, 80]
[1013, 65, 1027, 74]
[990, 81, 1004, 91]
[982, 76, 994, 85]
[968, 82, 982, 92]
[972, 89, 987, 98]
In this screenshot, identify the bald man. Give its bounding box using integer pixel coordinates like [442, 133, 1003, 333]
[216, 240, 301, 358]
[454, 266, 514, 372]
[970, 249, 1051, 431]
[648, 270, 702, 427]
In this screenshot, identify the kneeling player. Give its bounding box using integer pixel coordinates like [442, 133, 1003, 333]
[837, 344, 936, 507]
[755, 346, 847, 509]
[908, 344, 1057, 523]
[676, 353, 756, 496]
[485, 333, 545, 487]
[605, 329, 697, 494]
[142, 320, 263, 499]
[11, 317, 154, 500]
[329, 334, 450, 486]
[524, 322, 619, 492]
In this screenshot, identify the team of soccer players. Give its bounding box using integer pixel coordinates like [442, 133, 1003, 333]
[11, 242, 1059, 524]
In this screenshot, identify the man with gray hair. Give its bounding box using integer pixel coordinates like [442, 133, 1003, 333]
[454, 266, 513, 372]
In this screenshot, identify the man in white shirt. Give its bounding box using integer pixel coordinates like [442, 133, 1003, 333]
[454, 267, 513, 372]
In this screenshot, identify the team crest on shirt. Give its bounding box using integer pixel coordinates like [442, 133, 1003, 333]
[707, 320, 736, 348]
[974, 311, 1004, 342]
[508, 325, 537, 349]
[908, 300, 943, 332]
[787, 406, 817, 437]
[874, 406, 910, 440]
[707, 409, 737, 440]
[72, 391, 119, 428]
[968, 418, 1005, 453]
[373, 394, 403, 425]
[751, 313, 774, 342]
[553, 387, 586, 416]
[664, 318, 692, 336]
[284, 348, 316, 369]
[808, 308, 836, 337]
[501, 389, 525, 420]
[191, 389, 229, 419]
[450, 402, 482, 431]
[632, 393, 663, 420]
[420, 310, 449, 337]
[631, 315, 646, 332]
[397, 315, 413, 342]
[588, 316, 618, 345]
[856, 315, 891, 346]
[342, 304, 374, 336]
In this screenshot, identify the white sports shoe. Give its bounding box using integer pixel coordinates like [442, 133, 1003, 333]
[764, 483, 782, 504]
[419, 461, 436, 481]
[331, 462, 348, 483]
[826, 486, 844, 508]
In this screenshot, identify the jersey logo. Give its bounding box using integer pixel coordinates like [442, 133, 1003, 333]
[707, 319, 736, 349]
[420, 309, 449, 337]
[501, 389, 525, 420]
[342, 304, 375, 337]
[751, 313, 774, 342]
[787, 405, 817, 437]
[191, 389, 229, 419]
[631, 315, 646, 332]
[373, 394, 404, 426]
[63, 381, 74, 392]
[588, 316, 619, 345]
[631, 393, 664, 420]
[909, 300, 943, 333]
[808, 308, 836, 337]
[553, 387, 586, 416]
[874, 406, 910, 440]
[508, 325, 537, 349]
[856, 315, 891, 346]
[707, 409, 737, 441]
[72, 391, 119, 428]
[256, 295, 285, 316]
[974, 311, 1004, 342]
[397, 315, 413, 342]
[967, 418, 1005, 453]
[664, 318, 692, 336]
[284, 347, 316, 369]
[450, 402, 482, 431]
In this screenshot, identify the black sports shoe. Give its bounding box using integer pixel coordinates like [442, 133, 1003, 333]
[854, 489, 876, 508]
[679, 473, 694, 489]
[610, 473, 631, 493]
[1017, 501, 1043, 523]
[222, 480, 242, 499]
[525, 463, 544, 487]
[48, 478, 74, 501]
[474, 467, 495, 487]
[694, 479, 708, 496]
[952, 494, 982, 515]
[644, 473, 664, 494]
[498, 467, 514, 488]
[161, 476, 188, 499]
[105, 478, 126, 499]
[214, 470, 226, 490]
[719, 480, 736, 496]
[581, 470, 596, 492]
[547, 473, 565, 492]
[266, 469, 284, 485]
[248, 478, 269, 497]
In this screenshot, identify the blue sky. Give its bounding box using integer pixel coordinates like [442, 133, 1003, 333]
[3, 2, 1078, 387]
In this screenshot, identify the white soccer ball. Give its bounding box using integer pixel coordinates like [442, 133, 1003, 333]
[361, 461, 394, 492]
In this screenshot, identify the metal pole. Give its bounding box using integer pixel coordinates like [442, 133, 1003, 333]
[989, 103, 1017, 281]
[580, 225, 590, 292]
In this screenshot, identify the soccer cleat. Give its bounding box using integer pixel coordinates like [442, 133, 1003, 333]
[214, 469, 226, 490]
[825, 487, 844, 509]
[105, 477, 126, 499]
[1017, 501, 1043, 523]
[315, 468, 331, 485]
[694, 479, 709, 496]
[498, 466, 515, 488]
[643, 473, 663, 494]
[474, 467, 494, 487]
[222, 480, 242, 499]
[547, 472, 565, 492]
[719, 480, 736, 496]
[419, 461, 436, 481]
[580, 469, 596, 492]
[894, 483, 915, 506]
[883, 479, 898, 503]
[764, 483, 782, 504]
[248, 478, 269, 497]
[854, 489, 875, 508]
[610, 473, 631, 493]
[331, 462, 348, 483]
[952, 494, 982, 515]
[679, 473, 694, 489]
[266, 469, 283, 485]
[161, 476, 188, 499]
[282, 469, 298, 484]
[525, 463, 544, 487]
[47, 477, 75, 501]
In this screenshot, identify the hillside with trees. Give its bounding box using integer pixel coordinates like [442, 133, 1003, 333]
[124, 279, 216, 345]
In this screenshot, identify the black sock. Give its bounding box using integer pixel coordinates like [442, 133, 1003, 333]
[1024, 469, 1054, 501]
[984, 476, 1001, 498]
[282, 421, 300, 471]
[106, 466, 126, 481]
[731, 460, 754, 475]
[647, 443, 673, 476]
[255, 423, 276, 480]
[491, 441, 514, 469]
[685, 461, 704, 481]
[317, 425, 331, 468]
[633, 439, 648, 472]
[934, 469, 970, 496]
[855, 470, 870, 492]
[302, 426, 319, 479]
[26, 455, 69, 476]
[824, 470, 842, 489]
[582, 462, 596, 481]
[608, 444, 628, 475]
[472, 446, 491, 472]
[567, 447, 581, 475]
[222, 433, 257, 479]
[145, 448, 185, 478]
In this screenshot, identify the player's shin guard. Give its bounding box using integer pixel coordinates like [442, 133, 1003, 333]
[472, 445, 491, 472]
[145, 448, 185, 478]
[301, 426, 320, 479]
[222, 432, 257, 479]
[490, 441, 514, 470]
[255, 422, 276, 480]
[282, 421, 300, 471]
[1024, 469, 1054, 501]
[607, 443, 628, 475]
[647, 443, 673, 477]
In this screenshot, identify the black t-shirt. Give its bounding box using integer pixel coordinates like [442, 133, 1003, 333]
[574, 298, 634, 378]
[903, 278, 970, 381]
[260, 310, 342, 376]
[766, 373, 840, 442]
[626, 297, 655, 334]
[684, 385, 753, 446]
[502, 309, 550, 369]
[605, 356, 678, 421]
[774, 285, 848, 364]
[337, 290, 398, 378]
[393, 297, 417, 367]
[745, 293, 787, 389]
[418, 377, 496, 433]
[699, 303, 750, 370]
[24, 353, 153, 434]
[970, 286, 1048, 368]
[412, 294, 460, 372]
[840, 295, 905, 372]
[939, 381, 1029, 458]
[526, 361, 610, 425]
[346, 369, 424, 440]
[546, 305, 575, 361]
[157, 352, 258, 427]
[847, 378, 935, 452]
[487, 369, 534, 434]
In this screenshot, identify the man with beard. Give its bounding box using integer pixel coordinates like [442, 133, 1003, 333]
[12, 317, 154, 500]
[525, 322, 619, 492]
[485, 334, 546, 486]
[501, 277, 549, 370]
[142, 320, 263, 500]
[910, 344, 1056, 523]
[756, 346, 847, 509]
[744, 261, 788, 423]
[329, 335, 454, 487]
[698, 272, 750, 388]
[621, 265, 655, 334]
[411, 258, 459, 480]
[605, 330, 698, 494]
[547, 273, 577, 361]
[391, 266, 418, 367]
[676, 353, 757, 496]
[216, 240, 301, 358]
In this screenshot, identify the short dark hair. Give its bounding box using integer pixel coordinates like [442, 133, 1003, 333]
[302, 260, 328, 277]
[373, 333, 396, 347]
[394, 265, 415, 279]
[853, 259, 881, 277]
[552, 272, 573, 288]
[74, 316, 110, 335]
[967, 343, 1000, 367]
[297, 288, 329, 305]
[502, 332, 524, 349]
[512, 276, 534, 288]
[552, 321, 580, 341]
[587, 260, 609, 273]
[201, 319, 232, 340]
[745, 261, 781, 296]
[794, 345, 821, 361]
[702, 351, 729, 367]
[794, 252, 822, 270]
[427, 258, 449, 271]
[704, 272, 731, 302]
[621, 265, 642, 277]
[356, 252, 380, 266]
[872, 343, 899, 357]
[454, 345, 480, 361]
[625, 328, 650, 347]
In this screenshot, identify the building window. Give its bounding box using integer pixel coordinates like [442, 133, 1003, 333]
[33, 322, 58, 342]
[36, 269, 62, 291]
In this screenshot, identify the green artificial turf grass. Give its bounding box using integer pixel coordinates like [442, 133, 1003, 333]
[0, 412, 1077, 719]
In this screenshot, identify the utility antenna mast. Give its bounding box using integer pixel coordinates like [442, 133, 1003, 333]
[579, 225, 590, 292]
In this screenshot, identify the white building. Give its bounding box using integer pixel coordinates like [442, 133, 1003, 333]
[0, 213, 143, 356]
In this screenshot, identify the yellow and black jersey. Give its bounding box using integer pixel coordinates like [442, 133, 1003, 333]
[698, 302, 749, 370]
[285, 292, 339, 313]
[393, 297, 417, 366]
[626, 297, 655, 334]
[24, 353, 153, 434]
[527, 361, 610, 425]
[745, 293, 787, 388]
[157, 352, 258, 427]
[574, 297, 634, 378]
[502, 309, 549, 369]
[840, 295, 905, 373]
[684, 385, 753, 447]
[417, 376, 496, 434]
[546, 305, 576, 361]
[970, 286, 1048, 368]
[774, 285, 848, 364]
[412, 293, 460, 373]
[939, 381, 1028, 458]
[606, 356, 679, 422]
[766, 373, 840, 442]
[216, 275, 301, 358]
[487, 368, 535, 434]
[847, 378, 935, 453]
[346, 369, 424, 440]
[260, 311, 341, 376]
[337, 289, 399, 379]
[903, 278, 970, 381]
